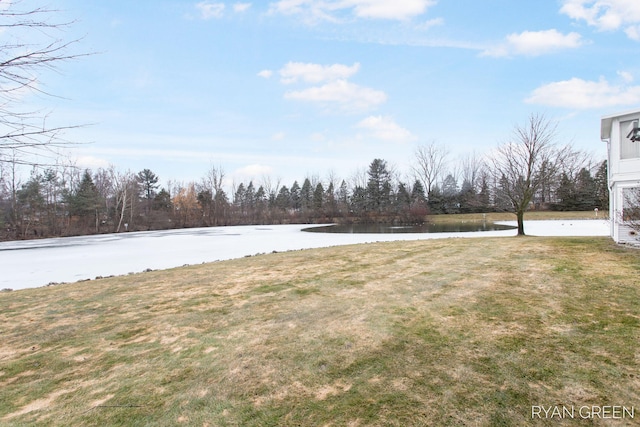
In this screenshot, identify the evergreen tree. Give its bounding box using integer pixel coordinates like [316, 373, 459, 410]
[197, 189, 213, 224]
[366, 158, 392, 213]
[255, 185, 267, 220]
[427, 185, 445, 214]
[458, 179, 476, 213]
[397, 182, 412, 209]
[154, 188, 172, 211]
[441, 174, 459, 213]
[336, 180, 349, 215]
[313, 183, 324, 212]
[593, 161, 609, 210]
[68, 170, 102, 232]
[17, 173, 45, 236]
[300, 179, 312, 210]
[275, 185, 291, 211]
[137, 169, 159, 200]
[350, 186, 368, 216]
[554, 173, 576, 211]
[325, 182, 337, 216]
[290, 181, 301, 210]
[478, 175, 491, 211]
[574, 168, 596, 210]
[411, 180, 426, 203]
[245, 181, 256, 212]
[234, 183, 246, 215]
[213, 189, 229, 225]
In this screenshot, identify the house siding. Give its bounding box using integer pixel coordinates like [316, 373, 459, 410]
[601, 109, 640, 243]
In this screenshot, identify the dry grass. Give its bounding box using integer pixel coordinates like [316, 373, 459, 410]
[429, 210, 605, 223]
[1, 236, 639, 426]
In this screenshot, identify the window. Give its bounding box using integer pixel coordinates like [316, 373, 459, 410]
[620, 120, 640, 159]
[623, 187, 640, 221]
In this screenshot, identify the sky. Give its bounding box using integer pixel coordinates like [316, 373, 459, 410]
[14, 0, 640, 189]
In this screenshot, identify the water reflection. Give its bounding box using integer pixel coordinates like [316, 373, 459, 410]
[303, 222, 517, 234]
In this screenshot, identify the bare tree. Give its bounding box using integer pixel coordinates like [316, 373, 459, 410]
[201, 163, 226, 225]
[413, 141, 449, 195]
[490, 113, 570, 236]
[0, 1, 88, 165]
[108, 166, 137, 232]
[459, 151, 485, 190]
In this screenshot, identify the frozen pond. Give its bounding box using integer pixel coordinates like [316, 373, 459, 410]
[0, 220, 610, 291]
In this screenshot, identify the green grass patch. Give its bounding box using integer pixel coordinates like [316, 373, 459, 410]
[0, 236, 639, 426]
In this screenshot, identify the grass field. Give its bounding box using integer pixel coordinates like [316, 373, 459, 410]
[428, 210, 605, 223]
[1, 214, 638, 426]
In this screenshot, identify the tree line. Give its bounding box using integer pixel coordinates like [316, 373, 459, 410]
[0, 5, 611, 239]
[0, 142, 608, 240]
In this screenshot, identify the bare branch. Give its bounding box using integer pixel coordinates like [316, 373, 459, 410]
[412, 141, 449, 195]
[0, 1, 91, 165]
[490, 113, 568, 235]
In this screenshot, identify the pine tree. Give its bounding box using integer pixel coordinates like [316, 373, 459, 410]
[478, 175, 491, 211]
[69, 170, 102, 232]
[300, 179, 312, 211]
[290, 181, 301, 211]
[325, 182, 337, 217]
[313, 183, 324, 212]
[366, 158, 392, 214]
[337, 180, 349, 216]
[594, 160, 609, 210]
[411, 180, 426, 203]
[441, 174, 459, 214]
[275, 185, 291, 211]
[16, 173, 45, 237]
[555, 173, 576, 211]
[137, 169, 159, 200]
[574, 168, 596, 210]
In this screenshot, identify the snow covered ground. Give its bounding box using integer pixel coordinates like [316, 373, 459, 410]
[0, 220, 610, 291]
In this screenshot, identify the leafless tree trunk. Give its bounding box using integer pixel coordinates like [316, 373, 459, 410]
[490, 113, 570, 235]
[413, 142, 449, 195]
[201, 164, 225, 226]
[109, 166, 136, 233]
[460, 152, 485, 190]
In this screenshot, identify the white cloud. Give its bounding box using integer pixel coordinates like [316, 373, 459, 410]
[75, 155, 111, 170]
[415, 17, 444, 31]
[233, 2, 252, 12]
[271, 131, 286, 140]
[284, 79, 387, 112]
[625, 25, 640, 40]
[618, 70, 634, 83]
[234, 164, 274, 178]
[196, 1, 225, 19]
[268, 0, 435, 22]
[525, 76, 640, 109]
[481, 29, 584, 57]
[257, 69, 273, 79]
[279, 62, 360, 84]
[356, 116, 415, 142]
[560, 0, 640, 40]
[345, 0, 434, 20]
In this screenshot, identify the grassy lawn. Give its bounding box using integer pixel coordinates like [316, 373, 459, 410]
[429, 210, 605, 223]
[1, 235, 638, 425]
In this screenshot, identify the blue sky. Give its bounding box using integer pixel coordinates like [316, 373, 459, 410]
[25, 0, 640, 188]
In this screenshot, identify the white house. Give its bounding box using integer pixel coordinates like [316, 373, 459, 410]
[601, 108, 640, 243]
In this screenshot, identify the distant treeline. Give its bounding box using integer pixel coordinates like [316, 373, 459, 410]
[0, 154, 608, 241]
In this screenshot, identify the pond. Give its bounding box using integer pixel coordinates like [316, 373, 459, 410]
[1, 220, 608, 291]
[303, 222, 518, 234]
